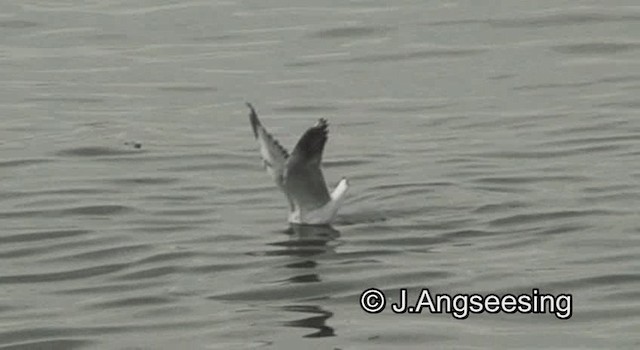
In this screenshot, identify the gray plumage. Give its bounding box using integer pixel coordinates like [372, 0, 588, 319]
[247, 103, 349, 224]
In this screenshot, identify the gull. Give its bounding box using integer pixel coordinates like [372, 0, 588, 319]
[247, 103, 349, 225]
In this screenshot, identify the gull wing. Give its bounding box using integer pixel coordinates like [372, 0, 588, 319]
[247, 103, 289, 187]
[284, 118, 332, 210]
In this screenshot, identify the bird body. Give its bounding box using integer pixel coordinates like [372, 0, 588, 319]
[247, 103, 348, 225]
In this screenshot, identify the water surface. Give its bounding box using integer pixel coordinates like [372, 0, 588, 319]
[1, 1, 639, 349]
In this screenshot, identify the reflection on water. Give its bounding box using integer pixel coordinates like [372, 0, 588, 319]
[271, 225, 339, 338]
[282, 304, 334, 338]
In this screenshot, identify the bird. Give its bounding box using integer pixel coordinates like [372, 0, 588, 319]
[247, 103, 349, 225]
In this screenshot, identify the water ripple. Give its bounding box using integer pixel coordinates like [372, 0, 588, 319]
[488, 209, 614, 227]
[0, 339, 93, 350]
[0, 264, 128, 284]
[287, 47, 486, 67]
[309, 25, 393, 39]
[0, 229, 90, 244]
[56, 147, 141, 157]
[552, 42, 640, 55]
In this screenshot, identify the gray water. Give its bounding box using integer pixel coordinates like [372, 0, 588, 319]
[1, 1, 639, 349]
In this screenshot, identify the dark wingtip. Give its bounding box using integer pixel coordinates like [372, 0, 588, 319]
[315, 118, 329, 136]
[247, 103, 259, 138]
[292, 118, 330, 161]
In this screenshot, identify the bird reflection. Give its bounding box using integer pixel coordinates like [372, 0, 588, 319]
[268, 224, 339, 254]
[281, 304, 334, 338]
[268, 224, 340, 338]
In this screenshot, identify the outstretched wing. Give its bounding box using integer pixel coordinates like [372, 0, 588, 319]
[247, 103, 289, 187]
[284, 118, 331, 210]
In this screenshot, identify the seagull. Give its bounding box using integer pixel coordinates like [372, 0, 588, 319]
[247, 103, 349, 225]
